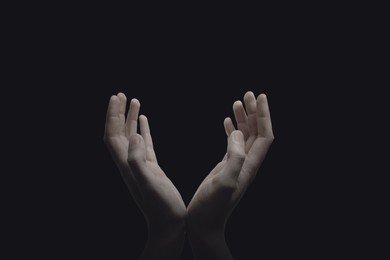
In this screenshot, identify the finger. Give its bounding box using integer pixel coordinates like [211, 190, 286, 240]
[233, 100, 249, 140]
[117, 93, 127, 135]
[256, 94, 274, 138]
[104, 95, 123, 138]
[139, 115, 158, 162]
[224, 117, 236, 136]
[117, 92, 127, 114]
[225, 130, 246, 180]
[244, 91, 258, 136]
[125, 99, 141, 138]
[127, 134, 149, 184]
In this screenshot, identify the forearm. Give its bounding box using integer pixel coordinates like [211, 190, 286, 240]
[188, 229, 234, 260]
[139, 221, 186, 260]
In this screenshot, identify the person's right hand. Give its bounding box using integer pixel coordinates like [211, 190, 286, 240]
[103, 93, 186, 259]
[187, 92, 274, 259]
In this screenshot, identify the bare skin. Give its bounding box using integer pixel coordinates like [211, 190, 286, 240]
[187, 92, 274, 259]
[104, 91, 274, 259]
[103, 93, 186, 260]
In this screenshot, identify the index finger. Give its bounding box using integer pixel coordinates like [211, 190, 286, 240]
[104, 95, 123, 138]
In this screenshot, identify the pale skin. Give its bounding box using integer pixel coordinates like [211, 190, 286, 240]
[103, 91, 274, 260]
[103, 94, 186, 260]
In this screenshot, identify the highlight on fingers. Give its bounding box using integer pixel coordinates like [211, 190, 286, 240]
[125, 98, 141, 137]
[243, 91, 257, 114]
[244, 91, 255, 98]
[139, 115, 153, 144]
[115, 93, 127, 120]
[256, 93, 274, 138]
[104, 95, 123, 139]
[256, 93, 270, 117]
[129, 98, 141, 112]
[117, 92, 127, 102]
[139, 114, 158, 162]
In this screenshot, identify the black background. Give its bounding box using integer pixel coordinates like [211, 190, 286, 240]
[5, 3, 384, 259]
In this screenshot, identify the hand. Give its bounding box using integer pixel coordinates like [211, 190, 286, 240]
[187, 92, 274, 259]
[103, 93, 186, 259]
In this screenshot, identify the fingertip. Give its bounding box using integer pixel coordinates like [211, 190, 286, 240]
[224, 117, 235, 136]
[257, 94, 269, 107]
[244, 91, 255, 100]
[117, 92, 126, 99]
[109, 95, 120, 104]
[117, 93, 127, 107]
[139, 115, 148, 124]
[233, 100, 242, 110]
[224, 117, 232, 125]
[258, 93, 267, 100]
[131, 98, 140, 103]
[130, 98, 141, 107]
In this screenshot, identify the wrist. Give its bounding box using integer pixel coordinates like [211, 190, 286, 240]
[187, 221, 233, 260]
[187, 213, 226, 240]
[147, 218, 186, 240]
[147, 211, 186, 235]
[187, 229, 233, 260]
[140, 220, 186, 260]
[187, 225, 225, 246]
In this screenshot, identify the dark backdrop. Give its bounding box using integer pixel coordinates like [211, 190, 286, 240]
[6, 4, 380, 259]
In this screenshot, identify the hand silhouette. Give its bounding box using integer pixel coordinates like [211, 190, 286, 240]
[187, 92, 274, 259]
[104, 91, 274, 260]
[104, 93, 186, 260]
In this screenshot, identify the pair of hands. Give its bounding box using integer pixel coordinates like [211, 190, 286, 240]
[103, 91, 274, 260]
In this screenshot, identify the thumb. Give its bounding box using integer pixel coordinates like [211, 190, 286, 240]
[127, 134, 147, 176]
[225, 130, 246, 179]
